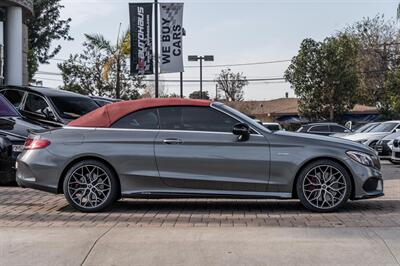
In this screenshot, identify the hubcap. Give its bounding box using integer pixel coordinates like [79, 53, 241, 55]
[67, 165, 111, 209]
[302, 165, 347, 210]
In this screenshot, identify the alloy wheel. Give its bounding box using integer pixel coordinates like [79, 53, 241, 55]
[67, 165, 111, 209]
[302, 165, 347, 210]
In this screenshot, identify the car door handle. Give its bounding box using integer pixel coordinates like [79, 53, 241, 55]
[163, 138, 183, 145]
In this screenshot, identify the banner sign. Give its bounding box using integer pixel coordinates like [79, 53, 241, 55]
[129, 3, 153, 75]
[160, 3, 184, 74]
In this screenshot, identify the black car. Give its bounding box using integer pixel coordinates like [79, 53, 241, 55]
[0, 86, 100, 127]
[374, 131, 400, 160]
[90, 96, 120, 107]
[0, 95, 45, 184]
[297, 123, 352, 136]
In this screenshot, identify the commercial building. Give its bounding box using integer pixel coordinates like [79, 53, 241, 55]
[0, 0, 32, 86]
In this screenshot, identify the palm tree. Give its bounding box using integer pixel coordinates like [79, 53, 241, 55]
[84, 29, 130, 99]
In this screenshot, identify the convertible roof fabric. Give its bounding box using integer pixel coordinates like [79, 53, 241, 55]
[68, 98, 211, 128]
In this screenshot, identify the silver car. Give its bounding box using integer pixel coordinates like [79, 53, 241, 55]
[16, 99, 383, 213]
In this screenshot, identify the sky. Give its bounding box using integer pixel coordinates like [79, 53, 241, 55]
[35, 0, 399, 100]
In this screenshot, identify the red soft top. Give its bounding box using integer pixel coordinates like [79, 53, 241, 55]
[68, 98, 211, 128]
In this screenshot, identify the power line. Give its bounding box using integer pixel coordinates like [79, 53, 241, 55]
[48, 58, 291, 68]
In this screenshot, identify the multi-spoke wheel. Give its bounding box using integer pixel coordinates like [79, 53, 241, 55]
[297, 160, 352, 212]
[63, 160, 119, 212]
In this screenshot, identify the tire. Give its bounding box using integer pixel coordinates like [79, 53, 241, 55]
[63, 160, 119, 212]
[296, 159, 352, 212]
[390, 159, 400, 165]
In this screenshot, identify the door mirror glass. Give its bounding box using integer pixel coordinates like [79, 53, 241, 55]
[232, 123, 250, 141]
[396, 129, 400, 133]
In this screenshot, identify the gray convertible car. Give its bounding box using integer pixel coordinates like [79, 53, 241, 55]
[16, 98, 383, 212]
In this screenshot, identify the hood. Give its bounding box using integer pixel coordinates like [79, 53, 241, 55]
[274, 131, 375, 154]
[340, 132, 390, 141]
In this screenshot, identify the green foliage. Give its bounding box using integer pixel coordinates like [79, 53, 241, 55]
[27, 0, 73, 80]
[58, 38, 144, 100]
[342, 14, 400, 117]
[215, 68, 248, 101]
[189, 90, 210, 99]
[285, 35, 360, 121]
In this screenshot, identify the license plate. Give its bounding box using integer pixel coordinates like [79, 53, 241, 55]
[12, 145, 24, 153]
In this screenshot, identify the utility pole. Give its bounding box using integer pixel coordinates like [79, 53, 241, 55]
[180, 72, 183, 98]
[154, 0, 159, 98]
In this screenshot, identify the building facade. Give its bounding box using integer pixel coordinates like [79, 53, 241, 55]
[0, 0, 32, 86]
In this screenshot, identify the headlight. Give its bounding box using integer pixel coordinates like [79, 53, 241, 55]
[388, 140, 394, 150]
[346, 151, 375, 167]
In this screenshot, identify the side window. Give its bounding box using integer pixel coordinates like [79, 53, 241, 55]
[23, 93, 50, 115]
[309, 125, 329, 132]
[112, 108, 159, 129]
[330, 125, 347, 133]
[2, 90, 25, 108]
[158, 106, 239, 132]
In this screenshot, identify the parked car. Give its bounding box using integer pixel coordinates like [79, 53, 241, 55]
[332, 122, 381, 138]
[262, 122, 283, 132]
[0, 95, 45, 184]
[90, 96, 120, 107]
[17, 98, 383, 213]
[374, 132, 400, 160]
[297, 123, 351, 136]
[0, 86, 100, 127]
[339, 121, 400, 148]
[391, 137, 400, 164]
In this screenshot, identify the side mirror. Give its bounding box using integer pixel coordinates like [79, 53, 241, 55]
[41, 107, 55, 120]
[396, 129, 400, 133]
[232, 123, 250, 141]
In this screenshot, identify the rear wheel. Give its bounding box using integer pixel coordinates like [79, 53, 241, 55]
[63, 160, 119, 212]
[296, 160, 352, 212]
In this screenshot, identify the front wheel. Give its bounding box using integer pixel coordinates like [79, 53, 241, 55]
[296, 160, 352, 212]
[63, 160, 119, 212]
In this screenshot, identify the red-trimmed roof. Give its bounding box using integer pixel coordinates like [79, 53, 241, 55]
[68, 98, 211, 128]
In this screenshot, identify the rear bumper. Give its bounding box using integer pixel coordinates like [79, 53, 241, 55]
[16, 149, 62, 194]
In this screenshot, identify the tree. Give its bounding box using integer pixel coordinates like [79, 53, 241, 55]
[58, 36, 145, 100]
[343, 15, 400, 116]
[284, 35, 360, 121]
[189, 90, 210, 99]
[27, 0, 73, 80]
[215, 68, 248, 101]
[383, 67, 400, 119]
[85, 29, 131, 99]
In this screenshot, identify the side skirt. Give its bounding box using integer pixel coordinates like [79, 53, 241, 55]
[121, 189, 292, 200]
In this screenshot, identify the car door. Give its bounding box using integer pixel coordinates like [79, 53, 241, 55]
[154, 106, 270, 192]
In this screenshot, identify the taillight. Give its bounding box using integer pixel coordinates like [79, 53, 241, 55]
[23, 138, 51, 150]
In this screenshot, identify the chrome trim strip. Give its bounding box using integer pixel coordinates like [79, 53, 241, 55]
[63, 126, 265, 137]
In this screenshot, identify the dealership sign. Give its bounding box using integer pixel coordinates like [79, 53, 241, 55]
[129, 3, 154, 75]
[160, 3, 184, 73]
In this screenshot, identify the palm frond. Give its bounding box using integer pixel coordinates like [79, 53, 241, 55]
[85, 33, 113, 52]
[102, 57, 116, 81]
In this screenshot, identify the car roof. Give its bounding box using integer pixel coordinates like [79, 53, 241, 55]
[0, 85, 90, 98]
[69, 98, 212, 128]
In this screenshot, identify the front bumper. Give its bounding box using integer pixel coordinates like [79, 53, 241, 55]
[344, 158, 384, 200]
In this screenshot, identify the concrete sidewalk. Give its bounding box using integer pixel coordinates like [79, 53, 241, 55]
[1, 227, 399, 266]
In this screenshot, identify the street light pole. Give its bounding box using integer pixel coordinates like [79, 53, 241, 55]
[199, 57, 203, 98]
[188, 55, 214, 99]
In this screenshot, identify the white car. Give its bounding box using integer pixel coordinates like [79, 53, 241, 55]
[391, 137, 400, 163]
[339, 121, 400, 148]
[262, 122, 283, 132]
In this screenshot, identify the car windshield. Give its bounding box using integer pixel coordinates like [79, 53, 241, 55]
[265, 124, 281, 131]
[355, 123, 377, 133]
[51, 96, 99, 119]
[0, 95, 20, 117]
[369, 122, 398, 133]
